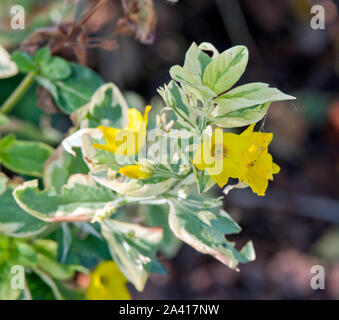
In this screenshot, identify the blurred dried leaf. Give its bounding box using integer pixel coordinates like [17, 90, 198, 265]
[19, 0, 117, 64]
[20, 26, 69, 56]
[115, 17, 135, 38]
[119, 0, 157, 44]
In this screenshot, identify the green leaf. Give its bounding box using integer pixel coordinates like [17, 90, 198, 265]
[30, 266, 65, 300]
[0, 44, 18, 79]
[43, 146, 88, 193]
[32, 238, 89, 275]
[168, 197, 255, 270]
[61, 225, 111, 268]
[183, 42, 212, 78]
[26, 272, 57, 300]
[35, 254, 74, 281]
[100, 219, 163, 291]
[40, 57, 71, 80]
[203, 45, 248, 94]
[0, 263, 21, 300]
[192, 165, 216, 194]
[35, 62, 104, 114]
[32, 239, 58, 260]
[13, 174, 120, 222]
[73, 83, 129, 129]
[198, 42, 219, 58]
[56, 223, 72, 262]
[0, 178, 51, 238]
[169, 65, 215, 102]
[11, 51, 36, 73]
[212, 102, 271, 128]
[0, 135, 54, 177]
[30, 239, 82, 290]
[214, 82, 296, 114]
[0, 113, 9, 126]
[12, 242, 38, 266]
[170, 65, 200, 87]
[33, 47, 51, 66]
[0, 173, 7, 196]
[143, 204, 182, 258]
[0, 116, 62, 145]
[158, 81, 198, 130]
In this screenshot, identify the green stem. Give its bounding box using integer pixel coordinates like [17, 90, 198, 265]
[154, 167, 182, 178]
[0, 72, 36, 115]
[199, 116, 207, 134]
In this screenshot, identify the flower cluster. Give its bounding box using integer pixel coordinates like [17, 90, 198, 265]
[194, 124, 280, 196]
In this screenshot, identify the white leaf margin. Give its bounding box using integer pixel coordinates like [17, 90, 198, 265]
[0, 44, 18, 79]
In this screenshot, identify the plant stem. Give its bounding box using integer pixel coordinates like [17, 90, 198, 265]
[199, 116, 207, 134]
[154, 167, 182, 179]
[0, 72, 36, 115]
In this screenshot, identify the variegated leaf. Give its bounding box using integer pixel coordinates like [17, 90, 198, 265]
[43, 146, 88, 193]
[100, 219, 163, 291]
[13, 174, 121, 223]
[73, 83, 129, 129]
[0, 44, 18, 79]
[203, 45, 248, 94]
[168, 197, 255, 270]
[214, 82, 296, 114]
[0, 175, 52, 238]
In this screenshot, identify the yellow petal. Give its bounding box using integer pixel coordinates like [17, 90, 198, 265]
[247, 132, 273, 149]
[126, 106, 151, 132]
[98, 126, 119, 146]
[241, 152, 279, 196]
[119, 164, 153, 180]
[272, 162, 280, 174]
[86, 261, 131, 300]
[241, 123, 256, 136]
[94, 106, 151, 156]
[241, 124, 273, 149]
[208, 169, 229, 188]
[222, 132, 252, 159]
[193, 140, 215, 170]
[127, 108, 144, 132]
[143, 105, 152, 123]
[193, 129, 222, 170]
[114, 130, 139, 155]
[223, 157, 247, 178]
[92, 143, 117, 153]
[242, 170, 269, 196]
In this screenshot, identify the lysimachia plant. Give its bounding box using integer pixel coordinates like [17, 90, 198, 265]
[0, 41, 295, 298]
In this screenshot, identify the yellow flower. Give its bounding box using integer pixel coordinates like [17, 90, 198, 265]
[193, 124, 280, 196]
[119, 164, 153, 180]
[86, 261, 131, 300]
[93, 106, 151, 155]
[193, 128, 250, 188]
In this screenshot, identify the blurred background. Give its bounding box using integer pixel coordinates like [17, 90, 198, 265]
[1, 0, 339, 299]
